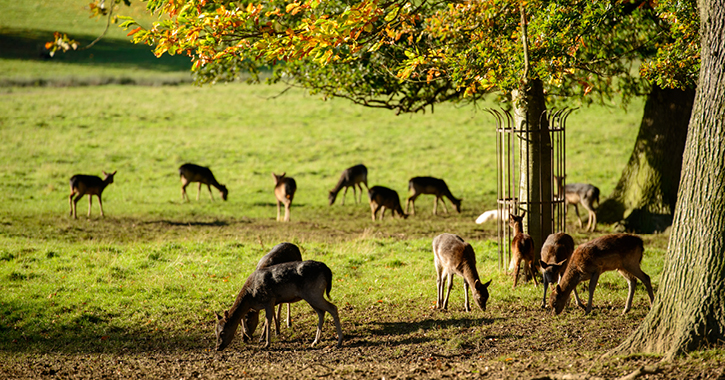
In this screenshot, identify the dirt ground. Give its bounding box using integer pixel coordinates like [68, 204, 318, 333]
[2, 300, 723, 379]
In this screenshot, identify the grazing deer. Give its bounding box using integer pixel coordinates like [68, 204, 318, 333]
[433, 233, 492, 312]
[554, 176, 600, 232]
[406, 176, 462, 216]
[243, 242, 303, 342]
[68, 171, 116, 219]
[509, 211, 538, 288]
[273, 172, 297, 222]
[539, 233, 583, 309]
[550, 234, 655, 315]
[368, 186, 408, 221]
[179, 163, 228, 202]
[328, 164, 369, 206]
[214, 260, 343, 350]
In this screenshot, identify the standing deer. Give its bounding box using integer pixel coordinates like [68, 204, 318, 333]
[539, 233, 583, 309]
[550, 234, 655, 315]
[554, 176, 600, 232]
[273, 172, 297, 222]
[368, 186, 408, 221]
[328, 164, 369, 205]
[214, 260, 343, 350]
[179, 163, 228, 202]
[406, 176, 462, 216]
[509, 211, 538, 288]
[68, 170, 116, 219]
[433, 233, 492, 312]
[243, 242, 303, 342]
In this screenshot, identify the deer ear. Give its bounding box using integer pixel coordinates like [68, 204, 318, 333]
[111, 170, 117, 175]
[483, 279, 492, 288]
[555, 259, 567, 267]
[539, 260, 548, 269]
[215, 311, 223, 321]
[521, 210, 526, 218]
[554, 284, 562, 293]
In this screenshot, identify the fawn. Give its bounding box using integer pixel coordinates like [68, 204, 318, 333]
[179, 163, 228, 201]
[433, 233, 492, 312]
[509, 211, 539, 288]
[550, 234, 655, 315]
[68, 170, 116, 219]
[328, 164, 369, 205]
[368, 186, 408, 221]
[242, 242, 303, 342]
[554, 176, 600, 232]
[273, 173, 297, 222]
[215, 260, 343, 350]
[406, 176, 462, 216]
[539, 233, 583, 309]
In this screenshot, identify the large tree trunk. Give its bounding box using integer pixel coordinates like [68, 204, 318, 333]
[611, 0, 725, 359]
[512, 79, 553, 257]
[598, 86, 695, 233]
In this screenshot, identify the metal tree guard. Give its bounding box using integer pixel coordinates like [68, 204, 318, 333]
[488, 108, 574, 271]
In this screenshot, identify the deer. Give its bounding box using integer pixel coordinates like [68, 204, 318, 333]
[433, 233, 492, 312]
[554, 176, 600, 232]
[509, 211, 539, 288]
[242, 242, 303, 342]
[214, 260, 343, 350]
[273, 172, 297, 222]
[368, 186, 408, 221]
[539, 232, 583, 309]
[550, 234, 655, 315]
[179, 163, 228, 202]
[328, 164, 369, 205]
[68, 170, 116, 219]
[475, 208, 510, 224]
[406, 176, 462, 216]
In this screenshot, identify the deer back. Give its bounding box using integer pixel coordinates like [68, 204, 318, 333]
[256, 242, 303, 270]
[70, 171, 116, 195]
[273, 173, 297, 201]
[368, 186, 404, 212]
[539, 233, 575, 283]
[179, 163, 217, 184]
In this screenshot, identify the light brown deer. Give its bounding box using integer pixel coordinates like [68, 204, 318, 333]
[433, 233, 492, 312]
[509, 211, 538, 288]
[554, 175, 600, 232]
[368, 186, 408, 221]
[550, 234, 655, 315]
[539, 233, 583, 309]
[68, 170, 116, 219]
[406, 176, 462, 215]
[273, 172, 297, 222]
[242, 242, 303, 342]
[214, 260, 343, 350]
[179, 163, 228, 201]
[328, 164, 368, 205]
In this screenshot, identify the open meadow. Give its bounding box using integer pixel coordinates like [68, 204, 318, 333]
[1, 1, 724, 379]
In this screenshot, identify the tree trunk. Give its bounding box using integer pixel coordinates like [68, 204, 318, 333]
[598, 85, 695, 233]
[610, 0, 725, 359]
[512, 79, 553, 258]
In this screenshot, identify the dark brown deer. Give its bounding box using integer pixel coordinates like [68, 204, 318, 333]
[550, 234, 655, 315]
[179, 163, 228, 201]
[368, 186, 408, 221]
[406, 176, 462, 216]
[68, 170, 116, 219]
[539, 233, 582, 309]
[554, 176, 600, 232]
[273, 172, 297, 222]
[509, 211, 538, 288]
[328, 164, 368, 205]
[243, 242, 303, 342]
[433, 233, 492, 312]
[215, 260, 343, 350]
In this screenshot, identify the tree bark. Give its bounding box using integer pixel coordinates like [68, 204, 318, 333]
[512, 79, 553, 257]
[598, 86, 695, 233]
[610, 0, 725, 359]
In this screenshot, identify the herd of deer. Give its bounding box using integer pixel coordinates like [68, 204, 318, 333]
[67, 165, 652, 351]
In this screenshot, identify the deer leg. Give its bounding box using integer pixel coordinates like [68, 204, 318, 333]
[275, 304, 282, 335]
[207, 184, 214, 201]
[439, 196, 449, 214]
[541, 277, 550, 308]
[87, 194, 93, 217]
[585, 272, 600, 315]
[380, 207, 386, 220]
[512, 259, 521, 289]
[276, 200, 282, 222]
[196, 183, 202, 201]
[263, 304, 275, 348]
[572, 287, 585, 308]
[370, 203, 377, 221]
[528, 261, 539, 287]
[406, 195, 417, 215]
[341, 187, 349, 206]
[572, 204, 583, 228]
[286, 303, 291, 328]
[623, 275, 637, 314]
[442, 274, 454, 310]
[69, 192, 75, 217]
[309, 295, 342, 347]
[626, 267, 655, 307]
[355, 184, 363, 204]
[284, 202, 291, 222]
[181, 184, 189, 201]
[583, 203, 597, 232]
[97, 195, 104, 217]
[463, 280, 471, 312]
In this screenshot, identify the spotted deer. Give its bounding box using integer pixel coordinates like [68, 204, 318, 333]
[368, 186, 408, 221]
[509, 211, 538, 288]
[273, 172, 297, 222]
[179, 163, 228, 202]
[433, 233, 492, 312]
[550, 234, 655, 315]
[328, 164, 368, 205]
[539, 233, 583, 309]
[68, 170, 116, 218]
[406, 176, 462, 216]
[554, 176, 600, 232]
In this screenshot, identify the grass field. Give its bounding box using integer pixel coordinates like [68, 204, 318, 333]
[1, 1, 723, 379]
